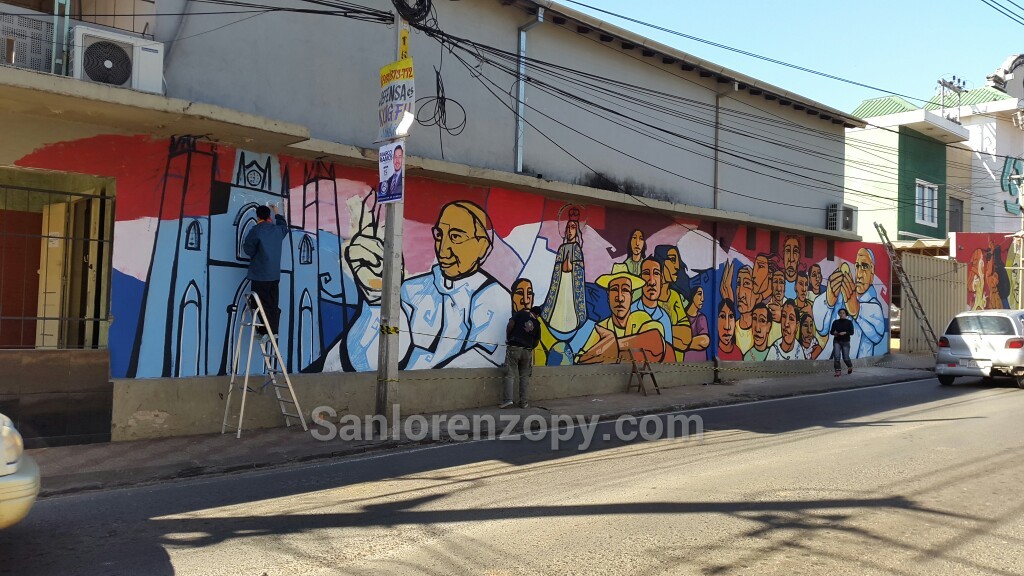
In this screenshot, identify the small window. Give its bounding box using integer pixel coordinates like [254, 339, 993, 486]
[298, 235, 314, 265]
[827, 240, 835, 261]
[746, 227, 757, 251]
[185, 220, 201, 251]
[805, 236, 814, 259]
[915, 180, 938, 227]
[237, 217, 257, 261]
[770, 231, 780, 254]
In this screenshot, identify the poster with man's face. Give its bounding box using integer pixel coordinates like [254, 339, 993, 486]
[377, 141, 405, 204]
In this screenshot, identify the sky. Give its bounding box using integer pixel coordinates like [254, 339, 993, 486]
[564, 0, 1024, 114]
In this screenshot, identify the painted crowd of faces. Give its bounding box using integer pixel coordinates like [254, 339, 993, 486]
[500, 216, 888, 367]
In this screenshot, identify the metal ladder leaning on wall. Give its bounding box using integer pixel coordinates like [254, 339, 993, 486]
[222, 292, 308, 438]
[874, 222, 937, 354]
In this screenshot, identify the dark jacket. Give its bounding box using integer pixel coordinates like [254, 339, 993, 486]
[243, 215, 289, 281]
[506, 310, 541, 349]
[829, 317, 855, 344]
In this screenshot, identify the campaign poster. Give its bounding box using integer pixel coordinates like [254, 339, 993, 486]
[377, 140, 405, 204]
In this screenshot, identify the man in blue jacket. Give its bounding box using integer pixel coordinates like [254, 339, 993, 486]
[243, 203, 289, 338]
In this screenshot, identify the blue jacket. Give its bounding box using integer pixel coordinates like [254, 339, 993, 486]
[243, 215, 288, 281]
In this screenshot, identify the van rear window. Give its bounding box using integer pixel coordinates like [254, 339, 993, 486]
[945, 315, 1016, 336]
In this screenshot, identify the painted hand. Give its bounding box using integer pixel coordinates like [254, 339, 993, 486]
[345, 191, 385, 305]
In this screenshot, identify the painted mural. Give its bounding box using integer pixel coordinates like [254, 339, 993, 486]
[16, 135, 891, 379]
[953, 233, 1019, 310]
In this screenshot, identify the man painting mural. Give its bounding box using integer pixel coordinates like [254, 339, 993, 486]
[782, 236, 802, 299]
[813, 248, 886, 358]
[339, 200, 510, 371]
[577, 272, 665, 364]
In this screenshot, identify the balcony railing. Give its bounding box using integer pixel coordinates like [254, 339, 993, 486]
[1, 1, 154, 75]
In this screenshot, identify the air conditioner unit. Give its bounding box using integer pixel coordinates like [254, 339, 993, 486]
[826, 203, 858, 232]
[70, 26, 163, 94]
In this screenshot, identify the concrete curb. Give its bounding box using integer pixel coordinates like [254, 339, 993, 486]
[37, 368, 935, 497]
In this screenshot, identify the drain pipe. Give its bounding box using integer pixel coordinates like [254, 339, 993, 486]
[515, 7, 544, 173]
[712, 81, 739, 384]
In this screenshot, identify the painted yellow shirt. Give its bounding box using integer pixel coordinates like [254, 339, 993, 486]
[659, 289, 691, 362]
[577, 311, 664, 362]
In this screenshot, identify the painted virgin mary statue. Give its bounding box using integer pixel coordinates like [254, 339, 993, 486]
[542, 209, 587, 333]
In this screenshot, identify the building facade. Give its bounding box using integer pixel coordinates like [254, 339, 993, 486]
[0, 0, 891, 444]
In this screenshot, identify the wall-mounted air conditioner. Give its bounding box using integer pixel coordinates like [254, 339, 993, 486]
[70, 26, 163, 94]
[826, 203, 858, 232]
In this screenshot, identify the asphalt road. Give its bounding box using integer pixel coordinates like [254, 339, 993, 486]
[3, 377, 1023, 575]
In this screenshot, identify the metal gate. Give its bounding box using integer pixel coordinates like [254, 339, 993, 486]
[0, 182, 114, 350]
[899, 253, 966, 354]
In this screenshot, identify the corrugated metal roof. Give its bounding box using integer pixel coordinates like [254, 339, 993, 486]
[923, 86, 1014, 110]
[851, 96, 920, 118]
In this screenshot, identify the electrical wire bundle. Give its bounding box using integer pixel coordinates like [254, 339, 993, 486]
[390, 0, 432, 24]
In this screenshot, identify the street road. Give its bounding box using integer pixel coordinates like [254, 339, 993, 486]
[3, 378, 1023, 575]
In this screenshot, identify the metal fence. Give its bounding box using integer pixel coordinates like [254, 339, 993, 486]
[0, 183, 114, 349]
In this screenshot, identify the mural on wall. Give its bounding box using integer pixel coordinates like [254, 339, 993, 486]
[16, 135, 891, 379]
[954, 233, 1018, 310]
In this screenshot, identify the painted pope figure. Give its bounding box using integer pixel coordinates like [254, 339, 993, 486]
[333, 198, 510, 371]
[813, 247, 886, 358]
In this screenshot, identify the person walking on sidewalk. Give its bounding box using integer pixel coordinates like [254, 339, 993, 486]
[501, 305, 542, 409]
[829, 308, 855, 376]
[243, 203, 289, 340]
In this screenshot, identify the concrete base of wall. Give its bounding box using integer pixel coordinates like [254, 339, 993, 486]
[112, 362, 716, 441]
[111, 355, 887, 441]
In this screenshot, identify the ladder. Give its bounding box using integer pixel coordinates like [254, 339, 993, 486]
[874, 222, 937, 354]
[222, 292, 308, 438]
[623, 348, 661, 396]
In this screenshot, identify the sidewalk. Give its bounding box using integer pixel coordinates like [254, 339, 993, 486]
[28, 354, 935, 497]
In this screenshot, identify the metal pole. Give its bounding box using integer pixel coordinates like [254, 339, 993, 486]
[374, 13, 409, 437]
[1012, 174, 1024, 310]
[515, 8, 544, 173]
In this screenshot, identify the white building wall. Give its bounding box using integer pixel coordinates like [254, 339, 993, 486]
[155, 0, 846, 228]
[964, 113, 1022, 234]
[843, 127, 899, 240]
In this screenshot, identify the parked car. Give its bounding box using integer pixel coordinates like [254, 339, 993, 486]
[0, 413, 39, 529]
[934, 310, 1024, 388]
[890, 304, 900, 337]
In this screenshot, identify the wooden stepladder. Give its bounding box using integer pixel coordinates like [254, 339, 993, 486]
[222, 292, 308, 438]
[624, 348, 661, 396]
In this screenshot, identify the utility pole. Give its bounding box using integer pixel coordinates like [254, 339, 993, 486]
[374, 13, 411, 437]
[937, 76, 967, 123]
